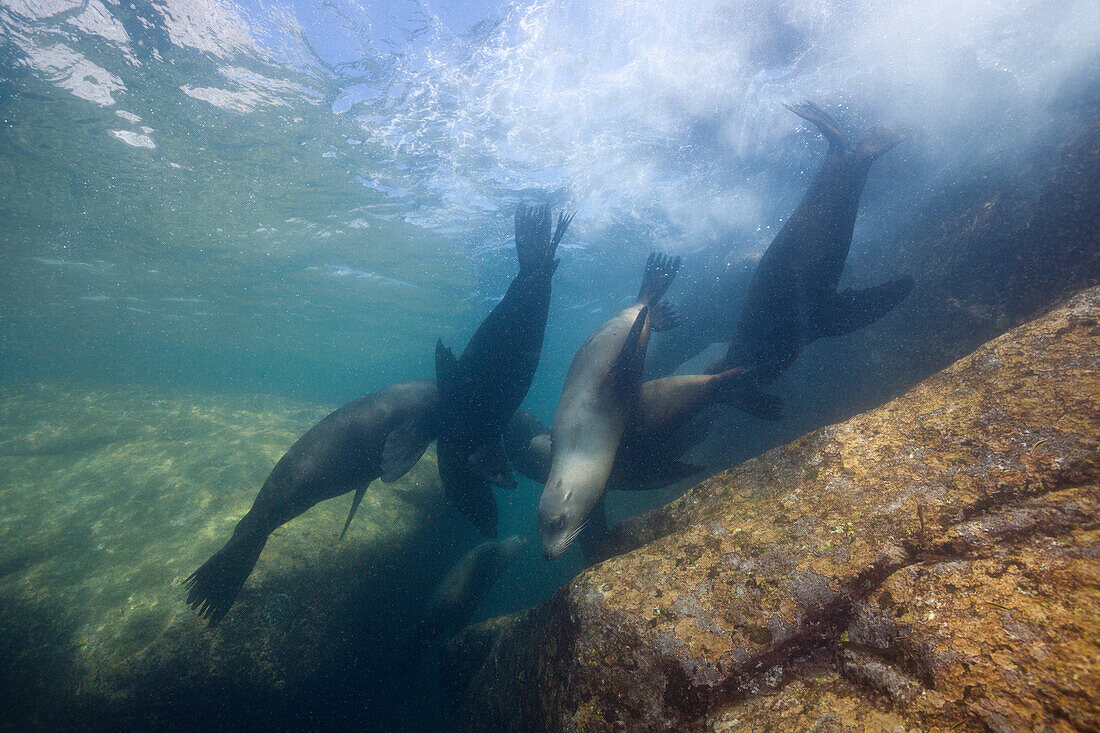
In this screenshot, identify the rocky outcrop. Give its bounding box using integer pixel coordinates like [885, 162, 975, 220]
[443, 285, 1100, 732]
[0, 385, 467, 730]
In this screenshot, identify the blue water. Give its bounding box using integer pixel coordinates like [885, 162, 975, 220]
[1, 0, 1097, 730]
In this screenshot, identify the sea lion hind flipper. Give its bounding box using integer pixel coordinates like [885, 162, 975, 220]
[338, 485, 368, 540]
[636, 252, 681, 305]
[785, 101, 848, 151]
[380, 411, 437, 482]
[811, 276, 913, 339]
[469, 440, 517, 490]
[552, 209, 576, 248]
[649, 299, 680, 332]
[184, 528, 268, 626]
[516, 203, 570, 274]
[607, 306, 649, 394]
[856, 125, 907, 161]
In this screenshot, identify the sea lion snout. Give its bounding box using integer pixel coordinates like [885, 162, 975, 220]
[538, 510, 570, 559]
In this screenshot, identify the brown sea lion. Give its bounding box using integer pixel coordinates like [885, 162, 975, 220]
[537, 252, 680, 559]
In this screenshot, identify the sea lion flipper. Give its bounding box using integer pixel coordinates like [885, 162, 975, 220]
[785, 100, 848, 151]
[812, 276, 914, 339]
[607, 306, 649, 394]
[380, 411, 437, 482]
[183, 525, 268, 626]
[339, 485, 368, 540]
[459, 479, 499, 539]
[649, 299, 680, 333]
[636, 252, 681, 305]
[856, 125, 907, 161]
[516, 203, 571, 274]
[435, 338, 459, 393]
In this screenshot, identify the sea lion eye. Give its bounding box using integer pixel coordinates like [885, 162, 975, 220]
[552, 517, 566, 532]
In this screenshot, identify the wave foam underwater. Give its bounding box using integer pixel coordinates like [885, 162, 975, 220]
[323, 0, 1099, 250]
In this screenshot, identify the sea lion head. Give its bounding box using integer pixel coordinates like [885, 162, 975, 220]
[538, 474, 597, 560]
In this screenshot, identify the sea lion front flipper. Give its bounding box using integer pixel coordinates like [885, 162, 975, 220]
[607, 306, 649, 394]
[380, 408, 438, 482]
[811, 276, 914, 339]
[469, 440, 517, 490]
[339, 484, 369, 540]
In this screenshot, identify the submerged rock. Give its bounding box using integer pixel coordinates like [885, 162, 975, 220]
[0, 384, 466, 729]
[443, 285, 1100, 732]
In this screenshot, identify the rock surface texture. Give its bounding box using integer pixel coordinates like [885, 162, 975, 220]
[444, 285, 1100, 732]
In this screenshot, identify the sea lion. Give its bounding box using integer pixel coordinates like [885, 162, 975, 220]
[506, 365, 752, 492]
[506, 408, 697, 491]
[712, 102, 912, 403]
[418, 535, 526, 642]
[538, 252, 680, 560]
[184, 379, 439, 625]
[435, 204, 573, 537]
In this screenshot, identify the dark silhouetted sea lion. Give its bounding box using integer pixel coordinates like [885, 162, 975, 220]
[538, 252, 680, 560]
[435, 205, 573, 537]
[419, 534, 526, 642]
[184, 380, 439, 625]
[712, 102, 912, 405]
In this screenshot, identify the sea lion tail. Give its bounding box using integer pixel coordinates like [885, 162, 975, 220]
[183, 523, 268, 626]
[785, 101, 848, 151]
[636, 252, 681, 305]
[516, 204, 573, 274]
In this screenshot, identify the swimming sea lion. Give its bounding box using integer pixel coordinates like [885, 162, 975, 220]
[435, 205, 573, 537]
[506, 408, 698, 491]
[506, 365, 752, 492]
[419, 535, 526, 642]
[538, 252, 680, 559]
[712, 102, 912, 402]
[184, 379, 439, 625]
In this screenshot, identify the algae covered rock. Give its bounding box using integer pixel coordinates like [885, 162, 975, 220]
[0, 384, 465, 729]
[443, 285, 1100, 732]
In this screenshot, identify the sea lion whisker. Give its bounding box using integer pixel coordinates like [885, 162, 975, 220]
[561, 516, 592, 552]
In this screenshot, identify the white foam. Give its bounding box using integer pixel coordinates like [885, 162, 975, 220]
[110, 130, 155, 149]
